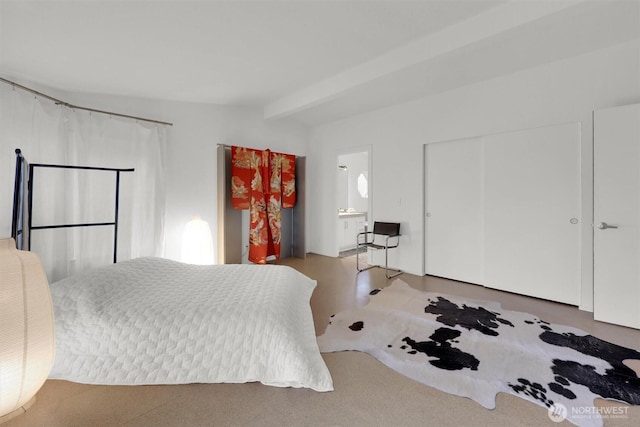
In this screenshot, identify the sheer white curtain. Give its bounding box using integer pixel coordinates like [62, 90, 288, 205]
[0, 83, 166, 282]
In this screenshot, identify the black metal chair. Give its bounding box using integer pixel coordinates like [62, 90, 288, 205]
[356, 221, 402, 278]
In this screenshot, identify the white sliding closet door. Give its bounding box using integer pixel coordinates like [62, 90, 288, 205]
[425, 123, 581, 305]
[483, 124, 581, 305]
[425, 139, 484, 284]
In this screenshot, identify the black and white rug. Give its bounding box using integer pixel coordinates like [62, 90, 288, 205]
[318, 280, 640, 427]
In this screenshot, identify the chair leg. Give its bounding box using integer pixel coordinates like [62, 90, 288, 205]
[384, 266, 403, 279]
[384, 248, 402, 279]
[356, 245, 376, 272]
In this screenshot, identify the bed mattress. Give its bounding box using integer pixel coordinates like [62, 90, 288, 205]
[48, 257, 333, 392]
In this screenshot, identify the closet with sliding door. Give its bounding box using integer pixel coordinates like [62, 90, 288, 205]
[424, 123, 582, 305]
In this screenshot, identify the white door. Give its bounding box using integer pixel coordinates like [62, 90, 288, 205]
[593, 103, 640, 329]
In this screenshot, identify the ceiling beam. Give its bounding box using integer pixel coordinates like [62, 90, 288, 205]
[264, 0, 584, 121]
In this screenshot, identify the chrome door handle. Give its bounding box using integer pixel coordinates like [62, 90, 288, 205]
[597, 222, 618, 230]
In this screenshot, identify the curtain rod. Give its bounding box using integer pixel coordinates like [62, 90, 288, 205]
[0, 77, 173, 127]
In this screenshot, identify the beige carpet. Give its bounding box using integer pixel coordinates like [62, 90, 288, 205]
[4, 254, 639, 427]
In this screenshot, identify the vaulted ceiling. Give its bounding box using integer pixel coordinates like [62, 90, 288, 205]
[1, 1, 638, 125]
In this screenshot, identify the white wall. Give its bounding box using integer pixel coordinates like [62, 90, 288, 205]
[308, 40, 640, 311]
[4, 86, 309, 263]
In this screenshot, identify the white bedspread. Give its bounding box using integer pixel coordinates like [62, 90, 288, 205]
[49, 257, 333, 392]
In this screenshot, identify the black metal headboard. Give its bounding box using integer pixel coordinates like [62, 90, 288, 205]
[11, 149, 27, 249]
[11, 148, 134, 263]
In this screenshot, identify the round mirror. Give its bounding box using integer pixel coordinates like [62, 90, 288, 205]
[357, 172, 368, 198]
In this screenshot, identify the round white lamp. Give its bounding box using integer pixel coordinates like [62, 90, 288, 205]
[181, 216, 215, 265]
[0, 238, 55, 423]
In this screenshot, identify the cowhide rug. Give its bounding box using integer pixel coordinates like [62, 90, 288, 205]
[317, 280, 640, 427]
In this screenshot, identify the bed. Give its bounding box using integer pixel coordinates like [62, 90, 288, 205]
[10, 149, 333, 392]
[48, 256, 333, 391]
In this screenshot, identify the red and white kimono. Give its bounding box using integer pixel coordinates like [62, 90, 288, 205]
[231, 146, 296, 264]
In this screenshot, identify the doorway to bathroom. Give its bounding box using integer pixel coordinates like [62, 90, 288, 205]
[336, 147, 371, 258]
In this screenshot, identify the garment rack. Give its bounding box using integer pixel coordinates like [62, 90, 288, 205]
[12, 148, 134, 263]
